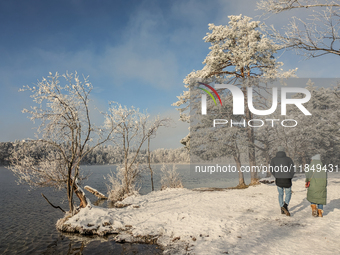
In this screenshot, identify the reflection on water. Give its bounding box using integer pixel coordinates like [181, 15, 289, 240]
[41, 233, 162, 255]
[0, 164, 256, 254]
[0, 166, 163, 255]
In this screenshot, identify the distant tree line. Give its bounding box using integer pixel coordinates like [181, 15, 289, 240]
[0, 142, 13, 166]
[0, 141, 189, 166]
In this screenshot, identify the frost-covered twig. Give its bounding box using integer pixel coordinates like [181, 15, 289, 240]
[160, 164, 183, 190]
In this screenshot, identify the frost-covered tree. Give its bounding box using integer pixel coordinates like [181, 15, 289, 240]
[203, 128, 248, 187]
[258, 0, 340, 58]
[254, 111, 291, 177]
[147, 120, 172, 192]
[105, 103, 171, 201]
[188, 89, 248, 186]
[174, 15, 295, 184]
[150, 147, 189, 163]
[9, 72, 118, 214]
[0, 142, 13, 166]
[282, 80, 340, 166]
[160, 164, 183, 190]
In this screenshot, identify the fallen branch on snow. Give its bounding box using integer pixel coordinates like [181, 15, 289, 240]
[84, 186, 108, 200]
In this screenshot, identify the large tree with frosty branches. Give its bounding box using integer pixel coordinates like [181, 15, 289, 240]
[257, 0, 340, 58]
[173, 15, 295, 184]
[9, 72, 120, 215]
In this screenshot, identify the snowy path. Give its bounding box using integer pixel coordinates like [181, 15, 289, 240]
[61, 173, 340, 254]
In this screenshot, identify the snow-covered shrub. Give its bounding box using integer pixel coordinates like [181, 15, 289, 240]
[160, 164, 183, 190]
[106, 165, 141, 202]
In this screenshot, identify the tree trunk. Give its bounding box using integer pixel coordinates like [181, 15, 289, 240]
[73, 181, 88, 208]
[265, 143, 272, 178]
[234, 154, 245, 187]
[67, 167, 74, 213]
[266, 157, 272, 177]
[301, 154, 308, 171]
[148, 137, 154, 191]
[243, 87, 258, 185]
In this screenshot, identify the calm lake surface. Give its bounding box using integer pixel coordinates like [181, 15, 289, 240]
[0, 164, 255, 254]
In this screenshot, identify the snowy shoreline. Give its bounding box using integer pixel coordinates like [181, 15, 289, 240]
[57, 173, 340, 254]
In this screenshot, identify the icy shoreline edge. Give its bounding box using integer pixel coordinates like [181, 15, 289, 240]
[56, 174, 340, 254]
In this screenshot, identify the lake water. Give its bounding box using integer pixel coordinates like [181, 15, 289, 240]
[0, 164, 255, 254]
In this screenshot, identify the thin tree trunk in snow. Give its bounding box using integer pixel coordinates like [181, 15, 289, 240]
[243, 87, 258, 185]
[148, 137, 154, 191]
[234, 155, 245, 187]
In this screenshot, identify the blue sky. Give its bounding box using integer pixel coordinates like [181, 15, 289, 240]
[1, 0, 340, 149]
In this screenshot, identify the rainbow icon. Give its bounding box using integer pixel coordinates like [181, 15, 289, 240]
[198, 82, 222, 106]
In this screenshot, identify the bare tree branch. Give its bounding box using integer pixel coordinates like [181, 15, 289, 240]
[259, 0, 340, 58]
[41, 193, 66, 213]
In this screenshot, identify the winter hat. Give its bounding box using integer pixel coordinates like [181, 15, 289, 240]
[277, 146, 285, 152]
[311, 154, 321, 160]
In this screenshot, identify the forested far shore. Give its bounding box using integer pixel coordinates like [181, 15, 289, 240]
[0, 141, 189, 166]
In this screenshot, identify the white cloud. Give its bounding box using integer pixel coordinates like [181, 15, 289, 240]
[101, 44, 179, 90]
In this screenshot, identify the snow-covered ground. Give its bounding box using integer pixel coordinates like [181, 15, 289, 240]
[58, 173, 340, 254]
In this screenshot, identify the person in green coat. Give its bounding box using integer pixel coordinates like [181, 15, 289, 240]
[305, 154, 327, 217]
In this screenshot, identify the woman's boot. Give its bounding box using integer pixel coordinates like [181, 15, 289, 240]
[318, 209, 323, 217]
[311, 204, 318, 217]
